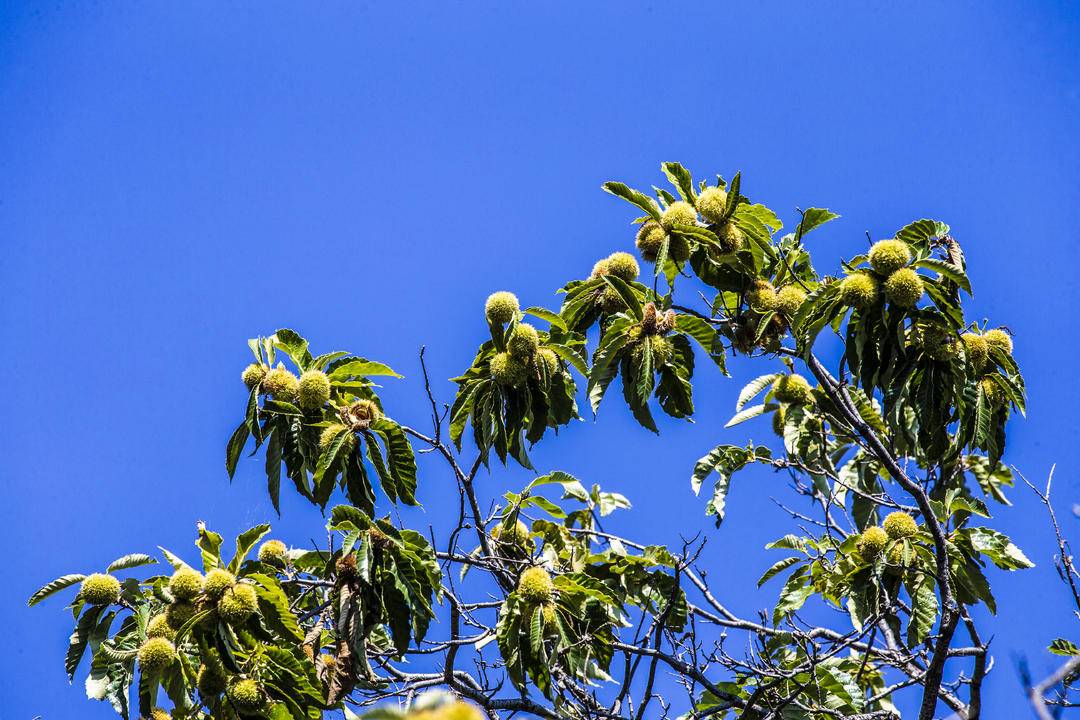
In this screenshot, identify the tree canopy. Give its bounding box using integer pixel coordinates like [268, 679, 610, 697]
[32, 161, 1071, 720]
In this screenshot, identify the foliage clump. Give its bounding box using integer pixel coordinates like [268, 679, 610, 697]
[31, 160, 1041, 720]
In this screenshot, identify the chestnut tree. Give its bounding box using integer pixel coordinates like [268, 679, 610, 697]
[31, 161, 1067, 720]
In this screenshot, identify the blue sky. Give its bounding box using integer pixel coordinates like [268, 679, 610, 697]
[2, 3, 1078, 717]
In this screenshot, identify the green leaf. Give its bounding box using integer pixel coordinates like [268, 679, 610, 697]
[915, 258, 972, 295]
[265, 422, 283, 514]
[815, 663, 863, 713]
[328, 359, 402, 380]
[601, 181, 661, 220]
[772, 567, 812, 624]
[690, 443, 770, 526]
[724, 172, 741, 218]
[757, 557, 801, 587]
[272, 328, 312, 367]
[523, 306, 567, 332]
[546, 342, 589, 376]
[895, 218, 950, 248]
[1050, 638, 1080, 656]
[967, 527, 1035, 570]
[736, 373, 780, 411]
[765, 534, 811, 553]
[248, 574, 304, 642]
[229, 524, 271, 573]
[225, 420, 250, 479]
[587, 330, 629, 414]
[724, 402, 776, 428]
[66, 605, 104, 680]
[524, 472, 589, 510]
[312, 427, 353, 508]
[553, 573, 620, 606]
[523, 495, 566, 519]
[28, 573, 87, 607]
[674, 314, 726, 373]
[661, 161, 696, 203]
[311, 350, 350, 370]
[906, 576, 939, 646]
[794, 208, 840, 242]
[106, 554, 156, 573]
[364, 430, 397, 504]
[847, 387, 888, 435]
[601, 276, 643, 320]
[197, 525, 224, 571]
[371, 419, 418, 505]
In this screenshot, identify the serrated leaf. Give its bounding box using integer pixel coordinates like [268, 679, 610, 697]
[967, 527, 1035, 570]
[907, 576, 939, 645]
[226, 420, 250, 479]
[736, 373, 780, 411]
[229, 524, 271, 573]
[847, 387, 887, 435]
[690, 443, 770, 526]
[895, 219, 950, 247]
[757, 557, 801, 587]
[601, 275, 643, 320]
[1050, 638, 1080, 656]
[106, 554, 156, 573]
[328, 359, 402, 379]
[794, 208, 840, 242]
[602, 181, 661, 220]
[523, 306, 567, 332]
[772, 568, 812, 624]
[272, 328, 312, 367]
[674, 314, 727, 373]
[725, 403, 776, 428]
[661, 161, 696, 203]
[915, 258, 972, 295]
[249, 574, 304, 642]
[28, 573, 87, 607]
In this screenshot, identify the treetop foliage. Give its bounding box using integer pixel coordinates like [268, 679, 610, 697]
[32, 161, 1058, 720]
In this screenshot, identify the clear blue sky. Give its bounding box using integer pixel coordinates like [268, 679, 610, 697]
[2, 3, 1078, 717]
